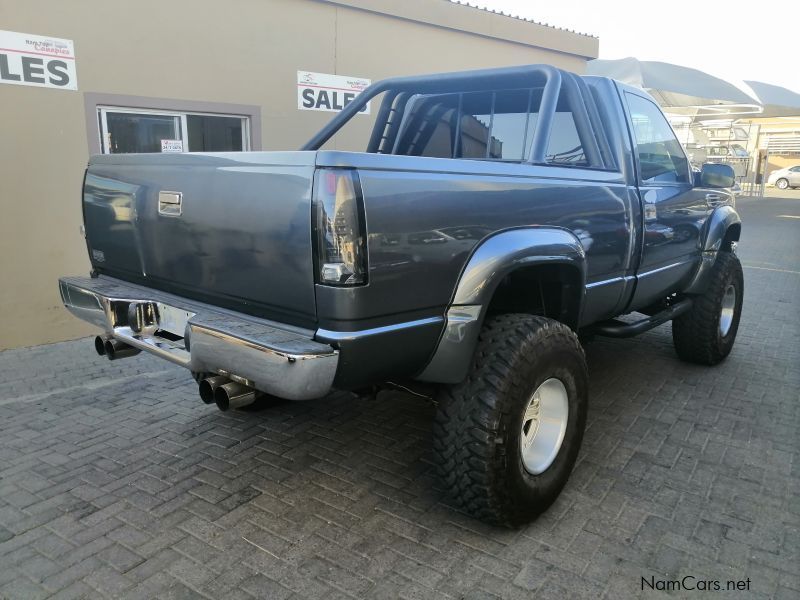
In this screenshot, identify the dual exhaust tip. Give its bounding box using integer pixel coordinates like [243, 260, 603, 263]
[94, 336, 140, 360]
[94, 335, 256, 412]
[199, 375, 257, 411]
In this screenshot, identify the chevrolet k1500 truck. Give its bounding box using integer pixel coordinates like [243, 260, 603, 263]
[60, 65, 743, 526]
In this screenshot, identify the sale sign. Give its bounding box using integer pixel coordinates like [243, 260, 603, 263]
[0, 30, 77, 90]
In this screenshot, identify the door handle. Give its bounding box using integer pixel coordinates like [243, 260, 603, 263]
[158, 191, 182, 216]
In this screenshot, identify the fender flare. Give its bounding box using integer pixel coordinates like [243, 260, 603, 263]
[416, 227, 587, 384]
[702, 205, 741, 253]
[684, 205, 742, 295]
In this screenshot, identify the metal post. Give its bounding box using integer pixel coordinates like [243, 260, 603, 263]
[744, 121, 754, 194]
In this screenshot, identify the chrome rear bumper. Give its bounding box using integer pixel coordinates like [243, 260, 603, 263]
[58, 276, 338, 400]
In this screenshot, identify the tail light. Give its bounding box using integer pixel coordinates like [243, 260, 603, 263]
[313, 169, 368, 286]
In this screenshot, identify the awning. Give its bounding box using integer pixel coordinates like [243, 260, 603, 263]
[587, 57, 760, 116]
[744, 81, 800, 119]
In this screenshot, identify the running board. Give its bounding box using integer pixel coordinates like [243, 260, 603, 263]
[593, 298, 693, 339]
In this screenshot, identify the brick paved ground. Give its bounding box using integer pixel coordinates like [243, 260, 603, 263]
[1, 196, 798, 599]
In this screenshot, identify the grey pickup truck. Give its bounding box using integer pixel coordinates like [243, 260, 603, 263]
[60, 65, 743, 526]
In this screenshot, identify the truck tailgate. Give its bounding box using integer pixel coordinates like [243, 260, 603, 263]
[83, 152, 318, 326]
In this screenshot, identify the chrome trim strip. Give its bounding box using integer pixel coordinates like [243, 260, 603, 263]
[315, 316, 443, 343]
[636, 261, 691, 279]
[59, 276, 338, 400]
[585, 276, 625, 289]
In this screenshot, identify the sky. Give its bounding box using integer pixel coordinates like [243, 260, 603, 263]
[460, 0, 799, 96]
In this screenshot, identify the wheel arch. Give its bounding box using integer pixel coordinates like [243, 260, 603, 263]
[703, 205, 742, 254]
[684, 205, 742, 295]
[416, 227, 587, 384]
[722, 221, 741, 251]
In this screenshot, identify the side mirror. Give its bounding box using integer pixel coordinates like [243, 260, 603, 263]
[700, 163, 735, 188]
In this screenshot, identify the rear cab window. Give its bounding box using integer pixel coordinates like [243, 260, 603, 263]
[391, 87, 593, 167]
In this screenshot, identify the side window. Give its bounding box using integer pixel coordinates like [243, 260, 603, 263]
[626, 93, 690, 184]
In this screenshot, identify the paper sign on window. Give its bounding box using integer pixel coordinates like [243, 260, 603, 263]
[160, 140, 183, 153]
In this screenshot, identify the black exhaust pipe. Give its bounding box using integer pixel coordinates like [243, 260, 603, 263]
[199, 375, 229, 404]
[214, 381, 257, 411]
[103, 339, 140, 360]
[94, 335, 109, 356]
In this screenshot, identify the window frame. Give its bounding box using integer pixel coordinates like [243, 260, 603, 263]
[97, 106, 251, 154]
[83, 94, 261, 156]
[624, 91, 692, 187]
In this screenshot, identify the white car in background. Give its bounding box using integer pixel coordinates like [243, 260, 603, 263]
[767, 166, 800, 189]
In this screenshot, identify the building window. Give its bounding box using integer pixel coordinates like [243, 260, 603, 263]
[97, 107, 250, 154]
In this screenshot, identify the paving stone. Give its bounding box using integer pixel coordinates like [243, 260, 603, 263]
[100, 542, 145, 572]
[0, 576, 50, 600]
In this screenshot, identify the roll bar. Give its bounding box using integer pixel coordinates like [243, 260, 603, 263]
[301, 64, 614, 170]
